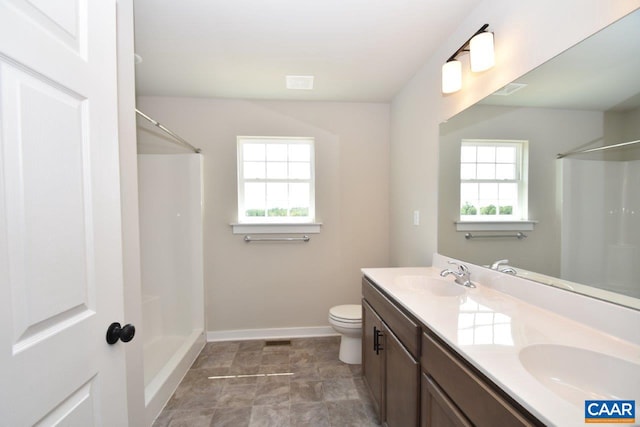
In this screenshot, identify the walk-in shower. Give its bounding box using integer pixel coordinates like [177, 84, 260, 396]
[137, 152, 205, 424]
[560, 151, 640, 299]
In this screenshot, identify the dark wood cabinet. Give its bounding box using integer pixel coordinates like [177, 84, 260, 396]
[422, 373, 472, 427]
[362, 277, 420, 427]
[362, 275, 541, 427]
[363, 300, 385, 419]
[385, 326, 420, 426]
[421, 332, 541, 427]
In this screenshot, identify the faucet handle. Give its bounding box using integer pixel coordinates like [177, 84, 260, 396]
[447, 261, 469, 273]
[491, 259, 509, 269]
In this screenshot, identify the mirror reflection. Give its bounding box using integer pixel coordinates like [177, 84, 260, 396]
[438, 10, 640, 309]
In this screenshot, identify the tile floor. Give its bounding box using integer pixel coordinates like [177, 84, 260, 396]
[152, 336, 381, 427]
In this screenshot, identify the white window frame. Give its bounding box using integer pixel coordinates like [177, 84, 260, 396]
[459, 139, 529, 222]
[236, 136, 316, 225]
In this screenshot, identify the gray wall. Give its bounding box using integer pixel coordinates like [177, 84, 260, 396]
[137, 97, 390, 334]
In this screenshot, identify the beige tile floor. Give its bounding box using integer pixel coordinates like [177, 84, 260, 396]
[152, 336, 381, 427]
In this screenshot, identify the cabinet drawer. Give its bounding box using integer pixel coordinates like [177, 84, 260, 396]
[362, 277, 420, 358]
[422, 373, 472, 427]
[421, 332, 539, 427]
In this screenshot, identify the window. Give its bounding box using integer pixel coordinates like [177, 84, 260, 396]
[460, 139, 528, 221]
[237, 136, 315, 224]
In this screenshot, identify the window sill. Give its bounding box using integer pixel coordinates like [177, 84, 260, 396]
[455, 220, 537, 232]
[231, 223, 322, 234]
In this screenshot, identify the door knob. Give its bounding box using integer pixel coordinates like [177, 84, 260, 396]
[106, 322, 136, 345]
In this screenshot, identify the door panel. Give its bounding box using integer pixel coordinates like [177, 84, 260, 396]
[1, 0, 87, 59]
[35, 378, 98, 426]
[3, 61, 92, 349]
[0, 0, 128, 425]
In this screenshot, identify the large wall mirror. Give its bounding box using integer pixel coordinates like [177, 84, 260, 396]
[438, 9, 640, 310]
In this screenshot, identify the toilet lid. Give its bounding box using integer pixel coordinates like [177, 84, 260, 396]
[329, 304, 361, 322]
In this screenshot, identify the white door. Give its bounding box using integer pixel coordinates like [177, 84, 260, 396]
[0, 0, 129, 425]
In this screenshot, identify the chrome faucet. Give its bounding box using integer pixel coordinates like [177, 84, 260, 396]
[490, 259, 517, 275]
[440, 261, 475, 288]
[491, 259, 509, 269]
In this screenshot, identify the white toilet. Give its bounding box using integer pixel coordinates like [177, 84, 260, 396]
[328, 304, 362, 364]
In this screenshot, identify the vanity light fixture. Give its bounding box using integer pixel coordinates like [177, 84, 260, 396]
[442, 60, 462, 94]
[442, 24, 495, 94]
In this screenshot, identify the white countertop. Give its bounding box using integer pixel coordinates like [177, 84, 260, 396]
[361, 256, 640, 427]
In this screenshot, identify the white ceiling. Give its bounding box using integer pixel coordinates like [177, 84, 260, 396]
[133, 0, 483, 102]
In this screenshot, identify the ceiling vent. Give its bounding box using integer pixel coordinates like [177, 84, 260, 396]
[492, 82, 527, 96]
[286, 75, 314, 90]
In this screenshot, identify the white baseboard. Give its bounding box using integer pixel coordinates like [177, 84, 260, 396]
[206, 326, 338, 342]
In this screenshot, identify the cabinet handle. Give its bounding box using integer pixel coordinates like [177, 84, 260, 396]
[373, 326, 379, 351]
[374, 327, 384, 355]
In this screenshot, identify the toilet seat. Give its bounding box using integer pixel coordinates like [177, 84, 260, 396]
[329, 304, 361, 324]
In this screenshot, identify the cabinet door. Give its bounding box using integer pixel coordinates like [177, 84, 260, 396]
[386, 326, 420, 427]
[422, 373, 472, 427]
[363, 300, 385, 419]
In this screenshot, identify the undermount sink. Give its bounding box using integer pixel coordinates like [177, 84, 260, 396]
[393, 275, 466, 297]
[519, 344, 640, 406]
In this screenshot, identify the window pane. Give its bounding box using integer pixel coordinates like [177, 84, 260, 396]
[477, 164, 495, 179]
[289, 183, 309, 204]
[478, 183, 498, 199]
[498, 203, 515, 215]
[477, 146, 495, 163]
[244, 183, 265, 217]
[289, 182, 310, 217]
[496, 164, 515, 180]
[245, 208, 265, 217]
[245, 182, 265, 205]
[479, 202, 498, 215]
[244, 161, 265, 179]
[289, 162, 310, 179]
[289, 144, 310, 161]
[266, 202, 288, 217]
[496, 146, 515, 163]
[266, 162, 287, 179]
[461, 146, 476, 162]
[289, 207, 309, 217]
[498, 183, 517, 200]
[461, 164, 476, 180]
[266, 182, 288, 201]
[461, 183, 478, 202]
[243, 143, 265, 161]
[266, 144, 287, 161]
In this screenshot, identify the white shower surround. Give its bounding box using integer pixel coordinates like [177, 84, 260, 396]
[561, 158, 640, 298]
[137, 154, 205, 425]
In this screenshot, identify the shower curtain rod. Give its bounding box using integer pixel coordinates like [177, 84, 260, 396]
[557, 139, 640, 159]
[136, 109, 201, 153]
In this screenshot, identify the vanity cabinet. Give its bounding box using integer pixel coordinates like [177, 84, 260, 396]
[362, 274, 543, 427]
[362, 277, 420, 427]
[421, 331, 541, 427]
